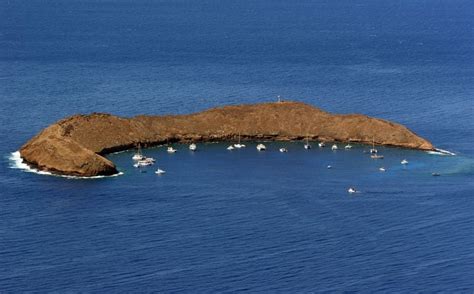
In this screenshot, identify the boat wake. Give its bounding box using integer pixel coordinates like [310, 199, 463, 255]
[427, 148, 456, 156]
[8, 151, 123, 179]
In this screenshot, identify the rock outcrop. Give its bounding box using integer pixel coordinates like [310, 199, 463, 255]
[19, 101, 434, 177]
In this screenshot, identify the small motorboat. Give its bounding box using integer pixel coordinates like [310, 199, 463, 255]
[227, 145, 235, 150]
[345, 144, 352, 149]
[167, 147, 177, 153]
[189, 143, 197, 151]
[155, 168, 166, 175]
[432, 172, 441, 177]
[348, 187, 357, 194]
[379, 167, 386, 172]
[279, 147, 288, 153]
[371, 154, 384, 159]
[401, 159, 408, 165]
[327, 165, 332, 169]
[256, 143, 266, 151]
[318, 142, 326, 148]
[331, 144, 338, 150]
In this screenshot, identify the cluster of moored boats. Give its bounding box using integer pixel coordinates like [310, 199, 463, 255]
[132, 144, 196, 174]
[132, 137, 416, 181]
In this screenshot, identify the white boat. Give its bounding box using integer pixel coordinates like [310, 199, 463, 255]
[345, 144, 352, 149]
[279, 147, 288, 153]
[401, 159, 408, 165]
[132, 145, 145, 161]
[233, 133, 246, 148]
[167, 147, 177, 153]
[256, 143, 266, 151]
[143, 157, 155, 163]
[227, 145, 235, 150]
[348, 187, 357, 194]
[370, 138, 378, 154]
[379, 167, 386, 172]
[155, 168, 166, 175]
[132, 154, 145, 161]
[133, 159, 153, 168]
[371, 154, 384, 159]
[331, 144, 338, 150]
[189, 143, 197, 151]
[304, 136, 311, 149]
[327, 165, 332, 169]
[432, 172, 441, 176]
[318, 142, 325, 148]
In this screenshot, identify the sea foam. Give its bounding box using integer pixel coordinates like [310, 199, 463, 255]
[427, 148, 456, 156]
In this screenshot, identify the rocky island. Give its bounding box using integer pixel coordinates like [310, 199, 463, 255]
[19, 101, 434, 177]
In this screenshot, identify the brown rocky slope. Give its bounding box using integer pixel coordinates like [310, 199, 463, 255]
[19, 101, 434, 177]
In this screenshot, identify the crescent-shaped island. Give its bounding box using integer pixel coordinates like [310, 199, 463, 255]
[19, 101, 434, 177]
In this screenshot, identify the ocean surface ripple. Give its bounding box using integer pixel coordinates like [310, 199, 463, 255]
[0, 0, 473, 292]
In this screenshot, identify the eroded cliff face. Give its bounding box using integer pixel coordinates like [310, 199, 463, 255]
[19, 101, 434, 177]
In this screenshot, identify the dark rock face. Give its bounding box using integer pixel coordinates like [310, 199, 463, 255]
[19, 101, 434, 177]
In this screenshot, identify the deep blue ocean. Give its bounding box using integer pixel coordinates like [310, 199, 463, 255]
[1, 0, 473, 292]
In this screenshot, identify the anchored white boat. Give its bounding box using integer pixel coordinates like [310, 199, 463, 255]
[279, 147, 288, 153]
[371, 154, 384, 159]
[167, 147, 177, 153]
[155, 168, 166, 175]
[318, 142, 326, 148]
[401, 159, 408, 165]
[331, 144, 338, 150]
[189, 143, 197, 151]
[132, 144, 145, 161]
[379, 167, 386, 172]
[370, 138, 378, 154]
[345, 144, 352, 149]
[304, 136, 311, 149]
[143, 157, 155, 163]
[256, 143, 266, 151]
[327, 165, 332, 169]
[133, 159, 154, 168]
[348, 187, 357, 194]
[234, 133, 246, 148]
[227, 145, 235, 150]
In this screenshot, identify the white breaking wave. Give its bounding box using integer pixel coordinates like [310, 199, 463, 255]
[8, 151, 123, 179]
[427, 148, 456, 156]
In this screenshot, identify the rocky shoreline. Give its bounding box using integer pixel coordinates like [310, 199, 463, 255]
[19, 101, 434, 177]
